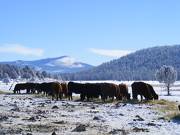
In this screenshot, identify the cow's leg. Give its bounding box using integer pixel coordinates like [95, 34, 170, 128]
[80, 94, 85, 101]
[101, 94, 105, 102]
[71, 94, 73, 100]
[68, 93, 70, 100]
[87, 95, 90, 101]
[102, 97, 105, 102]
[140, 95, 143, 101]
[101, 95, 105, 102]
[27, 89, 30, 94]
[68, 93, 73, 100]
[52, 94, 54, 100]
[45, 91, 47, 96]
[119, 95, 122, 100]
[112, 96, 114, 101]
[59, 93, 62, 100]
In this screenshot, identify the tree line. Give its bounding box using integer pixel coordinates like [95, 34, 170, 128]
[0, 64, 58, 81]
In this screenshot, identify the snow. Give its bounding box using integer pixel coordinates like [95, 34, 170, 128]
[0, 80, 180, 134]
[44, 56, 84, 68]
[45, 63, 56, 67]
[52, 56, 84, 68]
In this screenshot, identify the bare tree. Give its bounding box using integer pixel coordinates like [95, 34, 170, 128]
[3, 73, 10, 85]
[155, 65, 177, 95]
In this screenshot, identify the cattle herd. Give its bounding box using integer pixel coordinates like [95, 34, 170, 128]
[13, 81, 159, 102]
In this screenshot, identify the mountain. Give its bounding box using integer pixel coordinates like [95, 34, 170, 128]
[0, 56, 94, 73]
[61, 45, 180, 80]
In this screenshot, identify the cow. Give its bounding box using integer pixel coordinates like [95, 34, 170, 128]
[36, 82, 62, 100]
[68, 82, 85, 100]
[100, 83, 117, 102]
[25, 83, 37, 94]
[83, 83, 102, 101]
[117, 83, 130, 100]
[14, 82, 42, 94]
[61, 82, 68, 98]
[51, 82, 62, 101]
[14, 83, 27, 94]
[37, 82, 50, 96]
[131, 82, 153, 101]
[34, 83, 43, 94]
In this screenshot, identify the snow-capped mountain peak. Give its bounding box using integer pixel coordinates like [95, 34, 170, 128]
[45, 56, 84, 68]
[0, 56, 94, 73]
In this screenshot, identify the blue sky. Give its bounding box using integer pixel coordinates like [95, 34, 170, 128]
[0, 0, 180, 65]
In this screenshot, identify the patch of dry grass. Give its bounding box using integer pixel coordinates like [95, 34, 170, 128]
[24, 123, 59, 133]
[145, 99, 180, 120]
[116, 99, 180, 121]
[0, 90, 11, 94]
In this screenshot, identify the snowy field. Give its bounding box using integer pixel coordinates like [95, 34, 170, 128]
[0, 80, 180, 135]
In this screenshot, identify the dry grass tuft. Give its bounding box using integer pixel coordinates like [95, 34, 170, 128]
[145, 99, 180, 120]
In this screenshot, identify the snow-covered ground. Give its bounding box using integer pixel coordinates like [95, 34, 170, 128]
[0, 94, 180, 135]
[0, 80, 180, 135]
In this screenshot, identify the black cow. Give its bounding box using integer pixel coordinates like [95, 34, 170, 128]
[83, 83, 102, 101]
[131, 82, 153, 101]
[68, 82, 85, 100]
[14, 83, 27, 94]
[14, 83, 40, 94]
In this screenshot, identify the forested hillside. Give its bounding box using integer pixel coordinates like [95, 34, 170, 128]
[61, 45, 180, 80]
[0, 64, 51, 80]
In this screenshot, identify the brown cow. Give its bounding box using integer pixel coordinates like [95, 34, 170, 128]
[117, 83, 130, 100]
[61, 82, 68, 98]
[100, 83, 117, 102]
[50, 82, 63, 101]
[37, 82, 62, 100]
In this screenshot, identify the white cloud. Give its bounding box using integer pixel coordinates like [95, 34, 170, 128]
[0, 44, 44, 57]
[89, 48, 134, 57]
